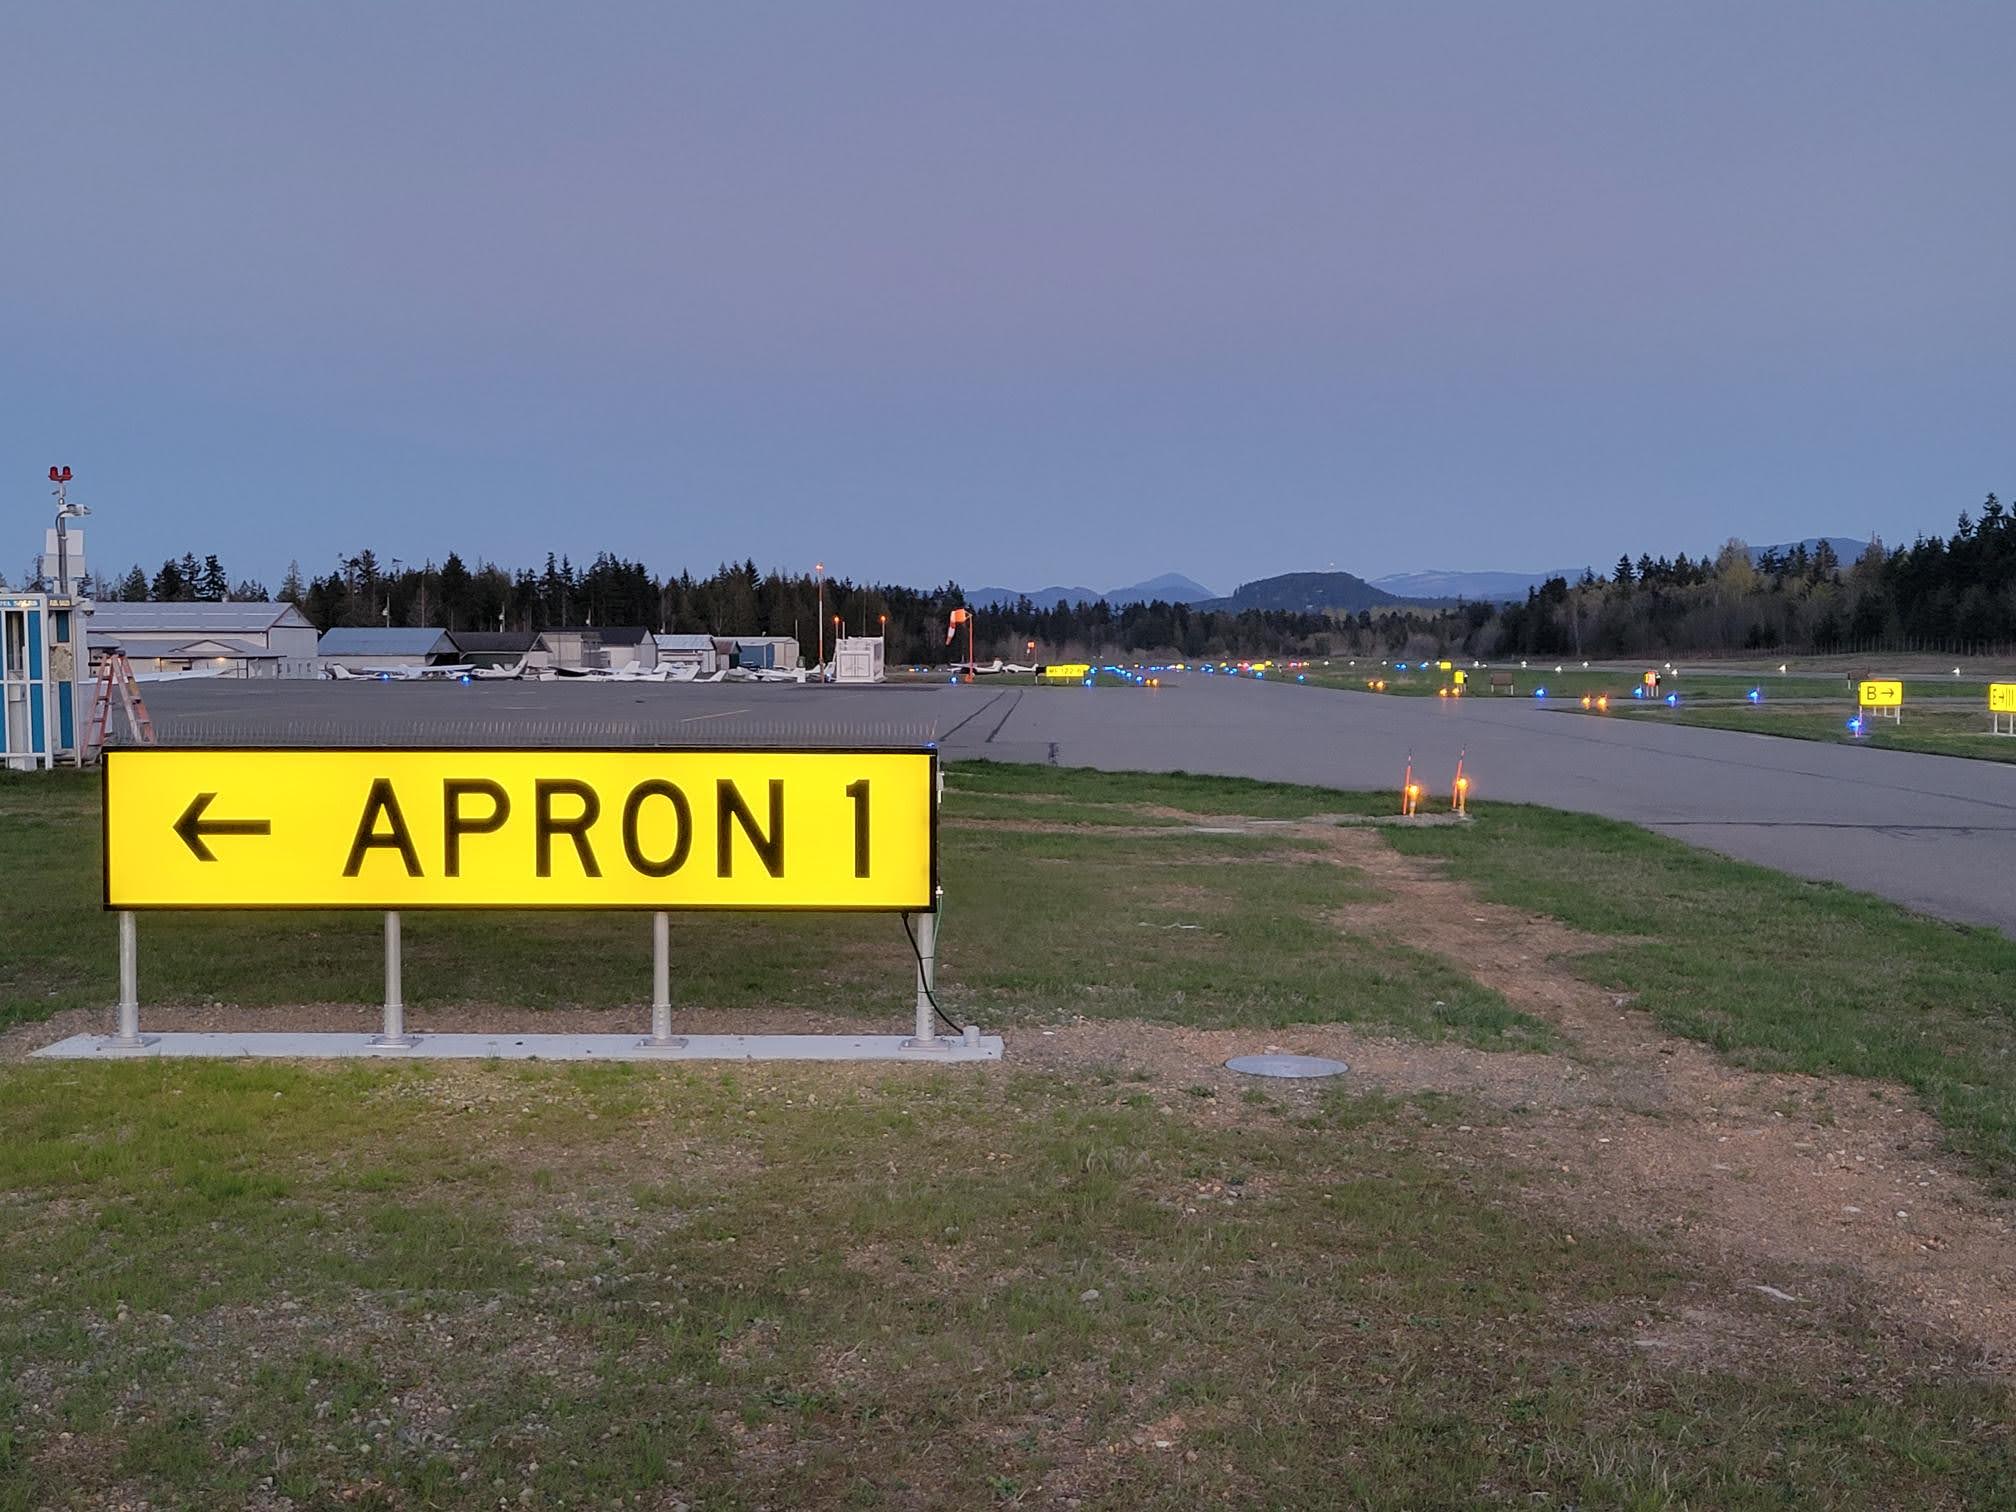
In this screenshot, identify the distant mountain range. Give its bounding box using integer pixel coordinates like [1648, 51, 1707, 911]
[969, 538, 1878, 619]
[968, 572, 1218, 608]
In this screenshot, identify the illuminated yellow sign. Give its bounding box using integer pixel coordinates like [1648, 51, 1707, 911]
[1437, 660, 1452, 671]
[1858, 680, 1903, 708]
[1990, 684, 2016, 713]
[104, 748, 936, 911]
[1040, 663, 1091, 680]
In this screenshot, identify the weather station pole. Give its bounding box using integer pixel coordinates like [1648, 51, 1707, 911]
[49, 466, 86, 598]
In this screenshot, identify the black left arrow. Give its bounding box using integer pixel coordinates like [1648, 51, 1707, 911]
[174, 792, 272, 862]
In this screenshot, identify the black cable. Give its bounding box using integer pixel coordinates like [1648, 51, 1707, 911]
[900, 912, 965, 1034]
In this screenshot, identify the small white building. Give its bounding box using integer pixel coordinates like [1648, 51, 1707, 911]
[653, 633, 719, 675]
[317, 627, 458, 671]
[833, 637, 886, 684]
[88, 601, 320, 678]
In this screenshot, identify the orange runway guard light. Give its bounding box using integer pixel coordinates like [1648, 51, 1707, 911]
[1597, 695, 1609, 711]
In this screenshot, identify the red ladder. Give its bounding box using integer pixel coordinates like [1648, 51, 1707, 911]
[85, 651, 156, 760]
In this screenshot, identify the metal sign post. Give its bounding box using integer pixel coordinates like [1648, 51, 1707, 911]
[108, 911, 154, 1049]
[643, 911, 684, 1048]
[370, 911, 418, 1048]
[904, 899, 943, 1051]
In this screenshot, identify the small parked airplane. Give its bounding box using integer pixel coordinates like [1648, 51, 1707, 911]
[471, 655, 531, 681]
[324, 662, 478, 682]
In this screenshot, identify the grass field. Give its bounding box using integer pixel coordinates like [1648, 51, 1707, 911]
[4, 763, 2015, 1507]
[1606, 702, 2016, 764]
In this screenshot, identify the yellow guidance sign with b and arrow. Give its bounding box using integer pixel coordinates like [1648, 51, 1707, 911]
[104, 748, 937, 911]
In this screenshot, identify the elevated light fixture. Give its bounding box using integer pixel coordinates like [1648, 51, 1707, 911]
[49, 466, 89, 598]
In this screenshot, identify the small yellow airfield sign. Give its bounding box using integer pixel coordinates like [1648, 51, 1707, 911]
[1990, 683, 2016, 714]
[1857, 680, 1903, 708]
[105, 748, 936, 911]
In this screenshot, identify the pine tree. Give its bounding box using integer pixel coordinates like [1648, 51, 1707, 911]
[279, 560, 305, 604]
[197, 554, 230, 601]
[120, 564, 149, 602]
[438, 552, 471, 630]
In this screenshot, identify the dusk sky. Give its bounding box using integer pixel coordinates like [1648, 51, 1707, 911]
[4, 3, 2011, 596]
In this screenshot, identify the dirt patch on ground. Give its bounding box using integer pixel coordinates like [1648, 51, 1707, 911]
[1020, 819, 2016, 1373]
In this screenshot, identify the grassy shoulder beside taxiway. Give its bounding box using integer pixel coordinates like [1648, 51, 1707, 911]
[1606, 701, 2016, 763]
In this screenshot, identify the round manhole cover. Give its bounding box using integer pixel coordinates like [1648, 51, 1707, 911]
[1225, 1054, 1349, 1079]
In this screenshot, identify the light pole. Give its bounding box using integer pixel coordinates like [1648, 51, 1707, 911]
[48, 467, 87, 598]
[815, 562, 825, 676]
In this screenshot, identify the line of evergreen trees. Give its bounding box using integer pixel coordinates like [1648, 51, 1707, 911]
[64, 488, 2012, 661]
[1493, 495, 2014, 659]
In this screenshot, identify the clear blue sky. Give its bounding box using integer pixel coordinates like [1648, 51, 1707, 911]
[4, 2, 2010, 595]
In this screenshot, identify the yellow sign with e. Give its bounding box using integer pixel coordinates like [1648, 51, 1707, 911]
[1989, 683, 2016, 714]
[1858, 680, 1903, 708]
[104, 748, 936, 911]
